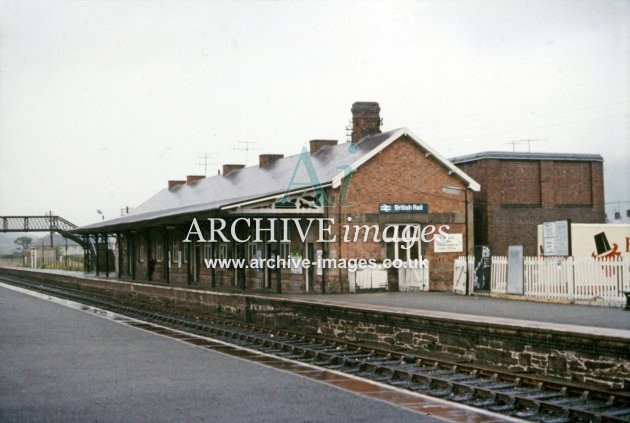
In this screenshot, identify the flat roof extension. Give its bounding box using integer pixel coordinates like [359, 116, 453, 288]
[450, 151, 604, 165]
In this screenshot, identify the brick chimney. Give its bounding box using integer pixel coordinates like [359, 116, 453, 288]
[351, 101, 381, 143]
[222, 164, 245, 176]
[259, 154, 284, 167]
[168, 180, 186, 190]
[186, 175, 205, 185]
[309, 140, 337, 155]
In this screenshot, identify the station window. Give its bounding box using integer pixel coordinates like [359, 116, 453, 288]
[246, 228, 257, 260]
[172, 235, 179, 263]
[384, 224, 421, 262]
[250, 243, 264, 260]
[218, 243, 228, 261]
[248, 243, 263, 271]
[262, 225, 291, 259]
[264, 223, 291, 243]
[155, 234, 163, 262]
[182, 241, 189, 263]
[280, 243, 290, 260]
[204, 242, 213, 260]
[139, 241, 145, 263]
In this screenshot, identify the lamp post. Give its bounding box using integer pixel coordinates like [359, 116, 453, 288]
[442, 186, 471, 295]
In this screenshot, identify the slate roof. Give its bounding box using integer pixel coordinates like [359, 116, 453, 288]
[76, 128, 479, 233]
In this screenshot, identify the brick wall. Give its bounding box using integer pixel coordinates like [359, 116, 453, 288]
[328, 135, 471, 291]
[457, 158, 604, 256]
[499, 161, 541, 205]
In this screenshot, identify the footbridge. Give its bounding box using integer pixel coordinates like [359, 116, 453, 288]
[0, 215, 95, 271]
[1, 215, 79, 233]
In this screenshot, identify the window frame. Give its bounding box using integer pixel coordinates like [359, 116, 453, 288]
[139, 240, 145, 263]
[384, 224, 422, 262]
[155, 233, 163, 262]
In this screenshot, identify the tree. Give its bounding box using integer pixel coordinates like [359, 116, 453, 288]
[14, 236, 33, 253]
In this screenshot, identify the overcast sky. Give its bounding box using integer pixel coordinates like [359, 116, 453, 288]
[0, 0, 628, 226]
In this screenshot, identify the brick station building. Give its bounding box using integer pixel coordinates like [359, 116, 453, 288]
[76, 102, 480, 293]
[451, 152, 605, 256]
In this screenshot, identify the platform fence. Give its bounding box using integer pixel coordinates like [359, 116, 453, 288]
[351, 259, 430, 292]
[0, 253, 84, 272]
[452, 255, 474, 295]
[454, 255, 630, 307]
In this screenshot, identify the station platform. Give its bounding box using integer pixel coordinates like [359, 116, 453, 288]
[2, 266, 628, 389]
[6, 267, 629, 333]
[1, 282, 449, 423]
[284, 291, 630, 333]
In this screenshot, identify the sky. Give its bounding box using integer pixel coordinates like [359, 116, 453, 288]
[0, 0, 628, 226]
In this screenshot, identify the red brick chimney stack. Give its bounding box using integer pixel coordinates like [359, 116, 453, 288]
[309, 140, 338, 155]
[186, 175, 205, 185]
[351, 101, 381, 143]
[168, 180, 186, 190]
[259, 154, 284, 167]
[222, 164, 245, 176]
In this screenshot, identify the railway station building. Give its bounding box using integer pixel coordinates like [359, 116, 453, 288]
[76, 102, 480, 293]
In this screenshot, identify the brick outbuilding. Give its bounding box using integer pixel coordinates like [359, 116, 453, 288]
[451, 152, 605, 256]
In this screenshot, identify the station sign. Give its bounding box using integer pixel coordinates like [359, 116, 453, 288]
[542, 220, 571, 257]
[379, 203, 428, 214]
[434, 233, 463, 253]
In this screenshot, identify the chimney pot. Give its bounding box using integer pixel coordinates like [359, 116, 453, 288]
[222, 164, 245, 176]
[309, 139, 338, 155]
[168, 180, 186, 190]
[351, 101, 381, 143]
[186, 175, 205, 185]
[259, 154, 284, 167]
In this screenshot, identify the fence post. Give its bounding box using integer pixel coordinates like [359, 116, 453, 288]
[567, 256, 574, 301]
[467, 255, 474, 295]
[624, 256, 630, 295]
[453, 257, 463, 294]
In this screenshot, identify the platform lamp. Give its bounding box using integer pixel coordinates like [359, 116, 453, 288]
[442, 186, 471, 295]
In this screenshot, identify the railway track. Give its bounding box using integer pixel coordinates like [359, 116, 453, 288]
[2, 273, 629, 422]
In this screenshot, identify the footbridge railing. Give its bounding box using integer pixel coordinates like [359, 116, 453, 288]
[1, 215, 79, 232]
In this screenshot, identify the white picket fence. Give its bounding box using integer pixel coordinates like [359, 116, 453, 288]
[452, 255, 474, 294]
[454, 255, 630, 307]
[398, 259, 430, 292]
[350, 259, 429, 292]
